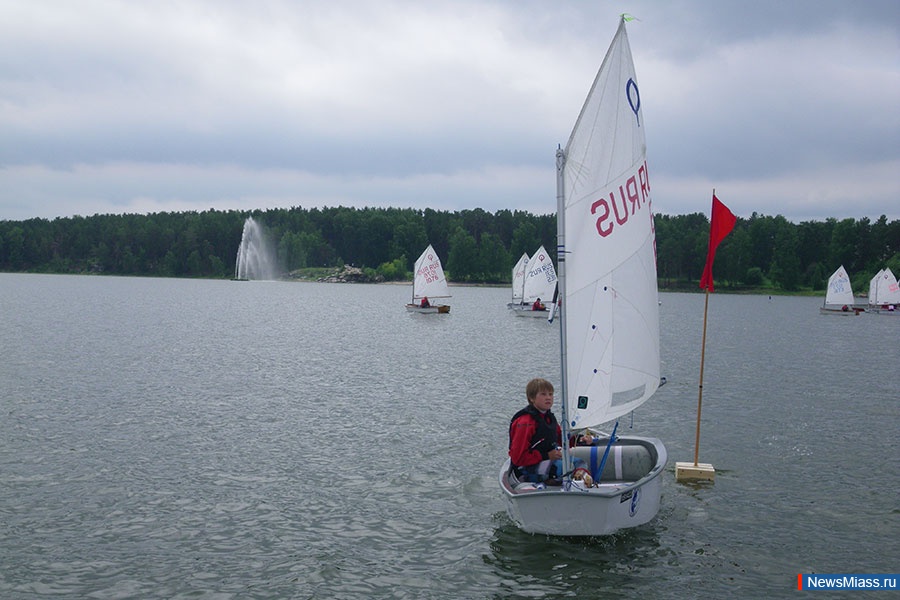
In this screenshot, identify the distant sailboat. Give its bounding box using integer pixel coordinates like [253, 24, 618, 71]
[868, 267, 900, 314]
[868, 270, 883, 307]
[507, 252, 529, 309]
[514, 246, 557, 318]
[819, 265, 862, 315]
[405, 245, 451, 314]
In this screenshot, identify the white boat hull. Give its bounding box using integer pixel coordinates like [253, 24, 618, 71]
[819, 305, 864, 315]
[514, 308, 551, 318]
[405, 303, 450, 314]
[499, 436, 666, 536]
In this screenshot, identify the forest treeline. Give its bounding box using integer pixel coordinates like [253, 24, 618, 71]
[1, 206, 898, 293]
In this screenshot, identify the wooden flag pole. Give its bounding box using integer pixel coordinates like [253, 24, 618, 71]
[694, 287, 710, 465]
[676, 189, 719, 483]
[675, 285, 716, 481]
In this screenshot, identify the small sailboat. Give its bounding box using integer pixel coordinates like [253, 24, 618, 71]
[513, 246, 558, 318]
[868, 267, 900, 314]
[499, 17, 667, 536]
[819, 265, 863, 315]
[868, 269, 883, 309]
[507, 252, 529, 309]
[405, 244, 451, 314]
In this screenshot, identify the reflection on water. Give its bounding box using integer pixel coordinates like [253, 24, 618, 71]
[0, 275, 897, 599]
[487, 517, 668, 596]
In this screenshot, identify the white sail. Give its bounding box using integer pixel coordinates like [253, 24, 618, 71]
[521, 246, 557, 305]
[511, 253, 529, 304]
[823, 265, 854, 306]
[412, 245, 450, 301]
[558, 19, 660, 430]
[868, 269, 884, 306]
[877, 268, 900, 304]
[499, 17, 666, 538]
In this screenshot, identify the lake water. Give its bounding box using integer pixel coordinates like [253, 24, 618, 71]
[1, 273, 897, 599]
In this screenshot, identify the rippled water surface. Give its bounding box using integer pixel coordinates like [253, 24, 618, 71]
[1, 274, 897, 599]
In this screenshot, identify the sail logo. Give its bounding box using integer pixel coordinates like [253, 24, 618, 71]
[626, 78, 641, 126]
[590, 160, 651, 238]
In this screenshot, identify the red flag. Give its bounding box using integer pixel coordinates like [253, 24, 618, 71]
[699, 194, 736, 291]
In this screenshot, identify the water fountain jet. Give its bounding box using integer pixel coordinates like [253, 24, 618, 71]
[234, 217, 278, 280]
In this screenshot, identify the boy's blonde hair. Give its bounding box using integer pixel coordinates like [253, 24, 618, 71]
[526, 378, 554, 404]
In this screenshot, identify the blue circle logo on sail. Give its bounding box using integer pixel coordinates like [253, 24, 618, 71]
[626, 78, 641, 126]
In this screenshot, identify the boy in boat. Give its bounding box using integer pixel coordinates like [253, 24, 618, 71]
[420, 296, 430, 308]
[508, 378, 592, 483]
[531, 297, 546, 311]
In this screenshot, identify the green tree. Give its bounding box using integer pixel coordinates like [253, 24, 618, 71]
[479, 232, 510, 282]
[3, 226, 25, 268]
[769, 216, 801, 290]
[745, 267, 764, 286]
[447, 227, 478, 281]
[717, 223, 751, 287]
[389, 215, 428, 268]
[828, 218, 857, 271]
[510, 220, 539, 263]
[377, 256, 408, 281]
[747, 213, 776, 274]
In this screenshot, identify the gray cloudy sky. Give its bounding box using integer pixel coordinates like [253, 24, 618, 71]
[2, 0, 898, 222]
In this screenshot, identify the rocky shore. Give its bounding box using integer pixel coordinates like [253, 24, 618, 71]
[288, 265, 384, 284]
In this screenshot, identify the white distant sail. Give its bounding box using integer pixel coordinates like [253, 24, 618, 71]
[869, 269, 885, 306]
[874, 268, 900, 305]
[823, 265, 854, 307]
[511, 253, 529, 305]
[411, 244, 450, 301]
[521, 246, 557, 305]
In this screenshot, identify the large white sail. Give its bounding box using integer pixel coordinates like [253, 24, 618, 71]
[511, 253, 529, 304]
[824, 265, 854, 306]
[521, 246, 557, 305]
[412, 245, 450, 300]
[559, 19, 660, 430]
[499, 17, 667, 538]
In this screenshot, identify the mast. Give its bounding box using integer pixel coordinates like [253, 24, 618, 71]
[555, 146, 572, 476]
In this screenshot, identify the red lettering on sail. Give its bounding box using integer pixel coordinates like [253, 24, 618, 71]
[590, 160, 652, 239]
[638, 161, 650, 203]
[418, 262, 440, 284]
[626, 175, 641, 213]
[612, 187, 629, 226]
[591, 197, 613, 237]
